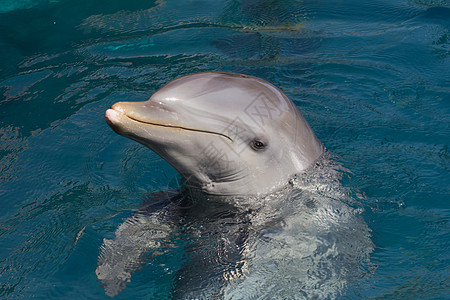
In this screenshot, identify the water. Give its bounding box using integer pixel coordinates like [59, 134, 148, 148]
[0, 0, 449, 298]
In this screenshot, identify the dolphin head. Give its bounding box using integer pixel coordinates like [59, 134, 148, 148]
[105, 72, 323, 196]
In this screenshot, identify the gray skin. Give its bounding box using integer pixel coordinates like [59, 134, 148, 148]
[105, 72, 324, 196]
[98, 72, 333, 297]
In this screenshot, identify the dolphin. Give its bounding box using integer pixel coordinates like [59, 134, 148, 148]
[98, 72, 372, 298]
[104, 72, 324, 196]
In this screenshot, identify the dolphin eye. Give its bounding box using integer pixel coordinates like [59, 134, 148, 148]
[251, 139, 266, 151]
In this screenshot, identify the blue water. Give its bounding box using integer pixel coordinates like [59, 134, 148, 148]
[0, 0, 449, 298]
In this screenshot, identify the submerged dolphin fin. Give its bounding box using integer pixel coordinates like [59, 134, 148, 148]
[96, 190, 181, 297]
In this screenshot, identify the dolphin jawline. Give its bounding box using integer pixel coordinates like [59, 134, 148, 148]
[106, 107, 233, 142]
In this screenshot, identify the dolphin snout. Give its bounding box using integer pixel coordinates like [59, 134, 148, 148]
[111, 102, 127, 113]
[104, 109, 117, 125]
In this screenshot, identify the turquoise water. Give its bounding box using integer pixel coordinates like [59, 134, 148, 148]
[1, 0, 449, 298]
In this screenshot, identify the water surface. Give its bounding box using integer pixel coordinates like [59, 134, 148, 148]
[0, 0, 449, 298]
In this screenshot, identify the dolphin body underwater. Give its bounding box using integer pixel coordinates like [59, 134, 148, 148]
[98, 72, 373, 298]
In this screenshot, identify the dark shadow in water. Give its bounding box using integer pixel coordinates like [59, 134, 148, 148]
[170, 195, 252, 299]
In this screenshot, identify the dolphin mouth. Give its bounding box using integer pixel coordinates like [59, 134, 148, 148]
[105, 106, 233, 142]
